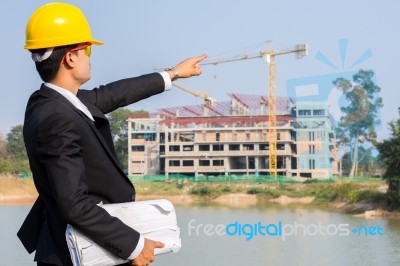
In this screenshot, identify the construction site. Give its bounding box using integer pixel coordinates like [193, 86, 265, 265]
[127, 43, 341, 179]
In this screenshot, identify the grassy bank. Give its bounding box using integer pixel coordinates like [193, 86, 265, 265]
[0, 175, 393, 212]
[134, 178, 389, 207]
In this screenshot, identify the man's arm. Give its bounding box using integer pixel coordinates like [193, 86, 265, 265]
[82, 72, 166, 114]
[80, 54, 208, 114]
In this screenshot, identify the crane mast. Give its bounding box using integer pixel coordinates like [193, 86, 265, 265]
[266, 47, 278, 176]
[202, 42, 308, 176]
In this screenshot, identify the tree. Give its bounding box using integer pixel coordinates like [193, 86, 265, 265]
[7, 125, 27, 160]
[0, 133, 8, 158]
[0, 158, 13, 173]
[107, 108, 149, 171]
[0, 133, 13, 173]
[376, 110, 400, 208]
[6, 125, 30, 174]
[333, 69, 383, 177]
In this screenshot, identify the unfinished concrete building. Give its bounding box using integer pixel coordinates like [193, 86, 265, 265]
[127, 94, 340, 179]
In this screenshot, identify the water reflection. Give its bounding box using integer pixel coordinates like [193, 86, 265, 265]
[1, 204, 399, 266]
[0, 205, 36, 266]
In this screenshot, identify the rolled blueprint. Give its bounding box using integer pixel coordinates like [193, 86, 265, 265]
[66, 199, 181, 266]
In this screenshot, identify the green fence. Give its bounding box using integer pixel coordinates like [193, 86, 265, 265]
[129, 174, 383, 183]
[131, 174, 304, 183]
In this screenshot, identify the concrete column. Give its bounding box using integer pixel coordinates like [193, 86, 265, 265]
[194, 159, 199, 181]
[127, 121, 132, 176]
[286, 156, 291, 170]
[255, 157, 259, 176]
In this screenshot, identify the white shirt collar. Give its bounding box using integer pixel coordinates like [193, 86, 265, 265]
[44, 83, 95, 121]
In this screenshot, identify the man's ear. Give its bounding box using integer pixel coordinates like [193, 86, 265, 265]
[63, 52, 76, 68]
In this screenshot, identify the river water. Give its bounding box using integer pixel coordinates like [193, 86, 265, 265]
[1, 204, 400, 266]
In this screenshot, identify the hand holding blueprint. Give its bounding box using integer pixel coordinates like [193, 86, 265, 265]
[66, 199, 181, 266]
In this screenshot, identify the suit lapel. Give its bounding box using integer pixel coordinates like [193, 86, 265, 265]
[73, 108, 127, 177]
[75, 110, 134, 187]
[81, 100, 119, 158]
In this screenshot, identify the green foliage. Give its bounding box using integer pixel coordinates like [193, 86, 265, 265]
[7, 125, 27, 161]
[0, 134, 11, 173]
[247, 187, 263, 194]
[12, 159, 31, 174]
[106, 108, 149, 171]
[189, 186, 222, 198]
[333, 69, 383, 177]
[376, 111, 400, 207]
[333, 70, 382, 135]
[0, 125, 30, 174]
[190, 186, 212, 196]
[307, 185, 337, 202]
[0, 134, 7, 158]
[335, 182, 358, 200]
[306, 182, 358, 202]
[246, 187, 283, 197]
[341, 146, 380, 176]
[0, 157, 13, 173]
[347, 189, 386, 203]
[222, 186, 232, 193]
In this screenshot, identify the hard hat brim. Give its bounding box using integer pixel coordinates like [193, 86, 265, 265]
[91, 40, 104, 46]
[24, 39, 104, 50]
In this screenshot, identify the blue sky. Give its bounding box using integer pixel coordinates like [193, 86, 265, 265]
[0, 0, 399, 141]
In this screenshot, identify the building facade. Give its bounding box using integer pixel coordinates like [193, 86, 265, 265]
[127, 94, 340, 178]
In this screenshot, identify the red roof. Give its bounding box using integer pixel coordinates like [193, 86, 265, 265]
[159, 115, 292, 126]
[153, 94, 295, 119]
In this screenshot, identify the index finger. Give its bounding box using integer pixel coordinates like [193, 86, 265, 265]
[194, 54, 208, 63]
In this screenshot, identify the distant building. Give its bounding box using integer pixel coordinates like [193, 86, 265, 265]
[127, 94, 340, 178]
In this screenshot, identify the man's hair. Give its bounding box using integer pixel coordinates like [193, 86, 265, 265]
[30, 44, 78, 82]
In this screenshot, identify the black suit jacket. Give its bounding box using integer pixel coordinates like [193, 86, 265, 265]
[17, 73, 165, 266]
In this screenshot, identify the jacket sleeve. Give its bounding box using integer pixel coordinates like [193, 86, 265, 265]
[36, 112, 139, 259]
[79, 73, 165, 114]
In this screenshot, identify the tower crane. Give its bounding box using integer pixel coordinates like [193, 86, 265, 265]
[201, 42, 308, 176]
[172, 82, 216, 107]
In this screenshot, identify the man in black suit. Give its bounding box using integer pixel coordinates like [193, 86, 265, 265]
[18, 3, 207, 266]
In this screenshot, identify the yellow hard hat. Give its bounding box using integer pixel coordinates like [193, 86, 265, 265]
[24, 2, 104, 50]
